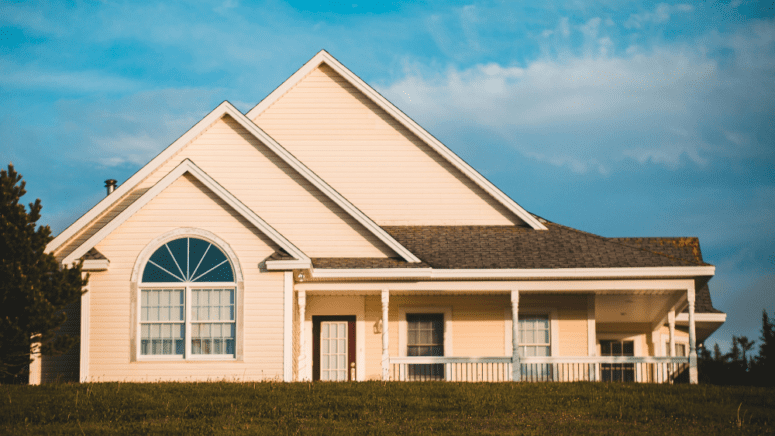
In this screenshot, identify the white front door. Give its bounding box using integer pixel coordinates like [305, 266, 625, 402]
[320, 321, 348, 381]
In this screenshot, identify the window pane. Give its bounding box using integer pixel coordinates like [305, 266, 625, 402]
[143, 252, 182, 283]
[191, 322, 235, 355]
[140, 322, 183, 355]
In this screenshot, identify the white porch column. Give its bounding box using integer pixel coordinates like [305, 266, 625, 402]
[511, 290, 520, 382]
[668, 309, 676, 358]
[587, 294, 597, 381]
[298, 290, 308, 381]
[381, 289, 390, 381]
[687, 285, 698, 384]
[283, 272, 293, 382]
[668, 307, 677, 384]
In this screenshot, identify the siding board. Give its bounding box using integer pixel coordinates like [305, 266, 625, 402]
[254, 64, 523, 226]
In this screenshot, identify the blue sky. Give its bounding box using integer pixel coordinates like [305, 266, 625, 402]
[1, 1, 773, 351]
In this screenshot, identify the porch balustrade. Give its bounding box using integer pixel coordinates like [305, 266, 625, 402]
[389, 356, 689, 383]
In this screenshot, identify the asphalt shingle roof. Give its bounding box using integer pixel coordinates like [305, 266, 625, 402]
[381, 223, 708, 269]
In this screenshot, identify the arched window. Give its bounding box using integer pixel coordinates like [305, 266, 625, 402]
[139, 237, 236, 359]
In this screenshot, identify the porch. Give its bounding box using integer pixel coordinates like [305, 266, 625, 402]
[294, 279, 703, 384]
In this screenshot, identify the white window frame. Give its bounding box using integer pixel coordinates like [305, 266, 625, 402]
[137, 284, 237, 361]
[398, 306, 453, 357]
[130, 228, 244, 363]
[504, 308, 559, 357]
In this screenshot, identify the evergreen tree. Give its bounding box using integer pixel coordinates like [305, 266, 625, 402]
[753, 310, 775, 387]
[0, 164, 87, 383]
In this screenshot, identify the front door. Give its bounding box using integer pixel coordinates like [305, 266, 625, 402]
[313, 316, 356, 381]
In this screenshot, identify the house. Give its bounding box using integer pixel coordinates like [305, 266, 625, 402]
[30, 50, 726, 385]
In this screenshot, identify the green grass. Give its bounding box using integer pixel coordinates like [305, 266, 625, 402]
[2, 382, 773, 435]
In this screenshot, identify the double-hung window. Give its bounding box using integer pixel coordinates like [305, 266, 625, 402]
[139, 237, 236, 359]
[519, 314, 552, 381]
[406, 313, 444, 380]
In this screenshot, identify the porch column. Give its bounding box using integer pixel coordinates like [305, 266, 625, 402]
[511, 290, 520, 382]
[687, 286, 698, 384]
[668, 309, 676, 358]
[381, 289, 390, 381]
[298, 290, 308, 381]
[587, 294, 597, 381]
[668, 307, 676, 384]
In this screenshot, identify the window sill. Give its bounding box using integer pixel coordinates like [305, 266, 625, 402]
[135, 356, 240, 363]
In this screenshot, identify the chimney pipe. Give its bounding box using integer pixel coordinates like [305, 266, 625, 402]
[105, 179, 117, 196]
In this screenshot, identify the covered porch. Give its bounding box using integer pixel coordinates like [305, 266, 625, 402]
[294, 278, 704, 384]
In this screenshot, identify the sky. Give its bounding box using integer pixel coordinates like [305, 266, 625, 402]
[1, 0, 773, 352]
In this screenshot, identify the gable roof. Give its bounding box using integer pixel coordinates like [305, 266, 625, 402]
[61, 159, 311, 268]
[245, 50, 548, 231]
[48, 101, 421, 264]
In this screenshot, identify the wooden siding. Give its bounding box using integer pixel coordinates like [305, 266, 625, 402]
[55, 115, 395, 262]
[85, 174, 285, 382]
[254, 64, 522, 226]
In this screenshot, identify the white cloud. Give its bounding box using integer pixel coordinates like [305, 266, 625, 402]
[624, 3, 694, 29]
[379, 19, 775, 175]
[0, 60, 142, 92]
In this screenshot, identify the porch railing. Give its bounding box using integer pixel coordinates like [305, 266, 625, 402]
[389, 356, 689, 383]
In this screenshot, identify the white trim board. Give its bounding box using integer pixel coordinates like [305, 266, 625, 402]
[675, 313, 727, 323]
[62, 159, 311, 267]
[246, 50, 547, 231]
[309, 265, 716, 280]
[283, 271, 293, 382]
[297, 278, 698, 293]
[82, 259, 109, 271]
[48, 101, 420, 264]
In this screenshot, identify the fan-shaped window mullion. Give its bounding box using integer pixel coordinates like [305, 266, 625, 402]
[165, 243, 186, 281]
[189, 243, 211, 283]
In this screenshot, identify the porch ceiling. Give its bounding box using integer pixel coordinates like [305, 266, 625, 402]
[596, 294, 673, 323]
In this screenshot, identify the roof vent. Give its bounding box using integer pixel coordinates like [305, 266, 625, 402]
[105, 179, 118, 196]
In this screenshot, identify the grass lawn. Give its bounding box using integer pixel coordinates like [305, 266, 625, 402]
[2, 382, 773, 435]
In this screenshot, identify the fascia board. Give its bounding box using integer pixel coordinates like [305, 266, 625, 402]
[62, 159, 310, 266]
[246, 50, 547, 231]
[310, 268, 434, 279]
[296, 279, 697, 293]
[82, 259, 109, 271]
[309, 265, 716, 280]
[221, 104, 421, 264]
[266, 260, 313, 270]
[676, 313, 727, 323]
[47, 101, 237, 255]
